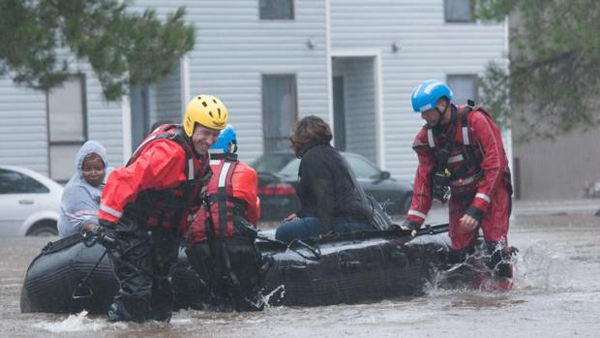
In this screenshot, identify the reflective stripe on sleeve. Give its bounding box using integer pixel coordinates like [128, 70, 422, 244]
[100, 204, 123, 218]
[408, 209, 427, 220]
[475, 193, 491, 203]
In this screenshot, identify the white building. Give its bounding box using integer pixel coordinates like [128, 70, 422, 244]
[0, 0, 508, 183]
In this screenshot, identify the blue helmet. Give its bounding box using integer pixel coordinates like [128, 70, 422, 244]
[411, 80, 453, 113]
[211, 124, 237, 154]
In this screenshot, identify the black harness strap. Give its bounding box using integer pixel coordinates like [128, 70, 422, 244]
[430, 105, 458, 170]
[459, 102, 482, 175]
[213, 159, 238, 236]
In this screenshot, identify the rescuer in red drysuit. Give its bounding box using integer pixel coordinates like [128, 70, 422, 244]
[96, 94, 228, 322]
[402, 80, 515, 290]
[186, 124, 265, 312]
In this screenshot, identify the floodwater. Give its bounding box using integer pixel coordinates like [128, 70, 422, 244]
[2, 207, 600, 338]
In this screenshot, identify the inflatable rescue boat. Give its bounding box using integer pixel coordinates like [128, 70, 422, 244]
[20, 225, 452, 314]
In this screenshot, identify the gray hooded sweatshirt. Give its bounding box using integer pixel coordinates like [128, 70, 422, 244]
[57, 141, 113, 237]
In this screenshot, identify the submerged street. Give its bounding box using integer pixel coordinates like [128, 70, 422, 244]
[1, 200, 599, 338]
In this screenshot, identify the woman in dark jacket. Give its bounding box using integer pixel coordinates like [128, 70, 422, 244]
[275, 116, 374, 242]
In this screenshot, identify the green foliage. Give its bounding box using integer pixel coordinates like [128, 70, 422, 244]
[477, 62, 510, 130]
[0, 0, 194, 101]
[475, 0, 600, 141]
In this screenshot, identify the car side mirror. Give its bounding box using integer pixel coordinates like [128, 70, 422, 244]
[379, 171, 391, 180]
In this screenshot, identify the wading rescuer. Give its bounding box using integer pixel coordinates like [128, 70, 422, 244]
[402, 80, 514, 289]
[95, 95, 228, 322]
[186, 124, 264, 312]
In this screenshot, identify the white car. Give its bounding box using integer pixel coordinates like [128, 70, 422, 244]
[0, 165, 64, 237]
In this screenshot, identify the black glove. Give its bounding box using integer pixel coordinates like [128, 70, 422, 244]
[401, 219, 421, 231]
[93, 222, 119, 250]
[394, 219, 421, 232]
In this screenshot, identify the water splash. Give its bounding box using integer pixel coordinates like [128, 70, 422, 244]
[427, 239, 574, 296]
[514, 241, 574, 291]
[33, 310, 107, 333]
[427, 240, 517, 293]
[263, 284, 285, 308]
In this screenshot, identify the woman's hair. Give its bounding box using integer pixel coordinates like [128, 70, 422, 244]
[290, 115, 332, 156]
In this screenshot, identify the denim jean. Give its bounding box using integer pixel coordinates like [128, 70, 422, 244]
[275, 217, 373, 242]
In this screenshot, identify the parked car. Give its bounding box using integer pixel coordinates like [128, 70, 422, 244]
[588, 181, 600, 198]
[251, 152, 413, 220]
[0, 165, 63, 237]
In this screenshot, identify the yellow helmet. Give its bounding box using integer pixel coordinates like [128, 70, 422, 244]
[183, 95, 228, 137]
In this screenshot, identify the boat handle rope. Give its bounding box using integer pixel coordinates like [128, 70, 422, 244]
[71, 249, 107, 300]
[256, 235, 322, 261]
[287, 239, 322, 260]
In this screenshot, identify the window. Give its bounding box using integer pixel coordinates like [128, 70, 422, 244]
[260, 0, 294, 20]
[344, 155, 380, 180]
[0, 169, 49, 194]
[252, 153, 296, 174]
[444, 0, 474, 23]
[262, 74, 298, 153]
[447, 75, 477, 105]
[47, 75, 87, 182]
[0, 169, 23, 194]
[279, 158, 301, 176]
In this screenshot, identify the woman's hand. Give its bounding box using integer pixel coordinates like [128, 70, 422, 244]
[283, 213, 299, 222]
[82, 223, 98, 233]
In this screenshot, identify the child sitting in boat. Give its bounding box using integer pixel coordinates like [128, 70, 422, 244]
[58, 140, 113, 237]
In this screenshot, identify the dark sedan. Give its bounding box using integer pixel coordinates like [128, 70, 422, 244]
[251, 152, 413, 220]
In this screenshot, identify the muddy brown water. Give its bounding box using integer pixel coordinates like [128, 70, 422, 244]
[1, 212, 599, 337]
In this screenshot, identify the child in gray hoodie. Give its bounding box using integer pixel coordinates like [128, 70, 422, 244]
[58, 140, 113, 237]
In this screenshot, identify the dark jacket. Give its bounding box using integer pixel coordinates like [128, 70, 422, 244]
[295, 142, 372, 231]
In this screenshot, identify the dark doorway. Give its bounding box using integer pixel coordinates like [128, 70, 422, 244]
[333, 76, 346, 151]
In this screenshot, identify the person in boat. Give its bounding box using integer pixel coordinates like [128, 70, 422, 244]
[96, 95, 227, 322]
[186, 124, 264, 312]
[275, 115, 374, 242]
[402, 80, 514, 288]
[58, 140, 113, 237]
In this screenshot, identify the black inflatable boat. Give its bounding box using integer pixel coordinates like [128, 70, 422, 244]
[21, 225, 451, 314]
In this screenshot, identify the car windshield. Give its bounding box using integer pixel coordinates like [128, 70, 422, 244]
[343, 154, 381, 179]
[252, 153, 295, 173]
[277, 154, 381, 179]
[279, 158, 301, 176]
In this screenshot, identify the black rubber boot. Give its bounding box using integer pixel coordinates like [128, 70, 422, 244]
[486, 241, 514, 279]
[107, 296, 149, 323]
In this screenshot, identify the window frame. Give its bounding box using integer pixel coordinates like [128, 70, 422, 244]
[446, 74, 478, 106]
[259, 0, 295, 20]
[261, 74, 299, 153]
[46, 74, 88, 182]
[444, 0, 475, 23]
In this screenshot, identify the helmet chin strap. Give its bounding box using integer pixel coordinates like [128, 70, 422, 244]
[434, 99, 450, 127]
